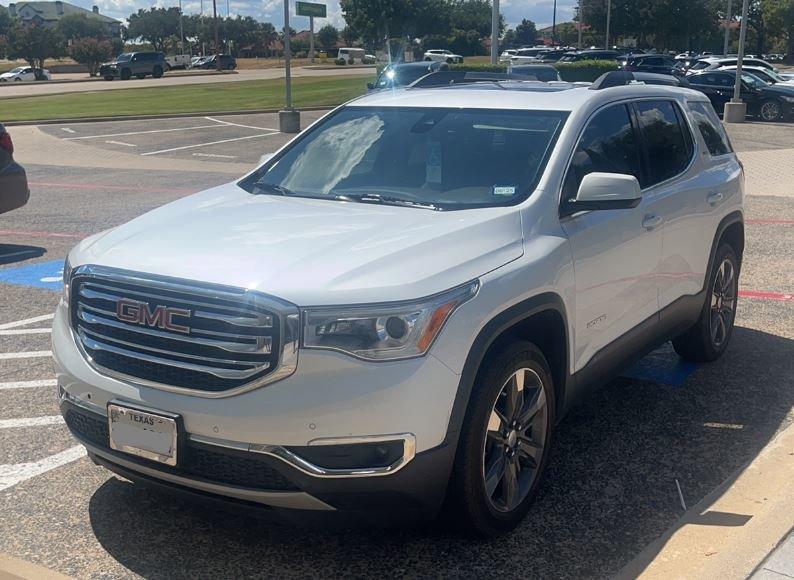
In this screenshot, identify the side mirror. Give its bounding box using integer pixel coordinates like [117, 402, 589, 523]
[571, 172, 642, 211]
[367, 82, 374, 90]
[259, 152, 275, 165]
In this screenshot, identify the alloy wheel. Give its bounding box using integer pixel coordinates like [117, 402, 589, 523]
[482, 367, 548, 513]
[761, 101, 781, 121]
[710, 257, 736, 348]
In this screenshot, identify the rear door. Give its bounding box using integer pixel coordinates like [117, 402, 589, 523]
[560, 103, 663, 372]
[689, 73, 733, 113]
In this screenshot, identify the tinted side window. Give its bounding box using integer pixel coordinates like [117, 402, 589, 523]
[634, 100, 692, 186]
[688, 101, 732, 156]
[562, 104, 642, 203]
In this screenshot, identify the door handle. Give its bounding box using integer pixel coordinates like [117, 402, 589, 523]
[707, 192, 724, 206]
[642, 214, 663, 230]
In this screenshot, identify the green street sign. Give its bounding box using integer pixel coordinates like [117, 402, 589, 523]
[296, 1, 326, 17]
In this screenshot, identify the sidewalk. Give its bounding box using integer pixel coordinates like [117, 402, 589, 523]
[618, 422, 794, 579]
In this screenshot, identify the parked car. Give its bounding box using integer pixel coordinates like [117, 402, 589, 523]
[424, 49, 464, 64]
[508, 64, 563, 81]
[688, 70, 794, 121]
[499, 49, 518, 62]
[558, 49, 622, 62]
[592, 70, 692, 88]
[100, 52, 166, 80]
[0, 123, 29, 215]
[189, 56, 207, 68]
[720, 65, 794, 87]
[621, 54, 678, 75]
[0, 66, 52, 82]
[165, 54, 192, 71]
[537, 49, 571, 63]
[687, 56, 777, 75]
[337, 47, 365, 64]
[368, 61, 449, 90]
[510, 47, 550, 65]
[56, 77, 744, 536]
[195, 54, 237, 70]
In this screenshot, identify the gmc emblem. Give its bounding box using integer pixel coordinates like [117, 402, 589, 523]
[116, 299, 191, 334]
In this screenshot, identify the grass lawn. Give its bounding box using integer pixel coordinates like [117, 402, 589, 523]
[0, 75, 373, 122]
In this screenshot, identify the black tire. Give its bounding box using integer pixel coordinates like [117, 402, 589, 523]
[120, 68, 132, 80]
[673, 243, 739, 362]
[424, 57, 432, 61]
[103, 75, 114, 81]
[153, 66, 163, 78]
[135, 73, 146, 79]
[449, 341, 555, 537]
[758, 99, 783, 122]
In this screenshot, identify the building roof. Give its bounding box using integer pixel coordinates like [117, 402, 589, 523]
[11, 1, 120, 24]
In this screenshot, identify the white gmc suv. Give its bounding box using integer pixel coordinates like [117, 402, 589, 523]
[54, 76, 744, 536]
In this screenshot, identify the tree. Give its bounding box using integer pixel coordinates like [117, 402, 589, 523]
[0, 6, 11, 59]
[317, 24, 339, 51]
[764, 0, 794, 61]
[69, 37, 113, 76]
[8, 24, 64, 69]
[126, 7, 181, 52]
[57, 13, 105, 41]
[340, 0, 452, 48]
[514, 18, 537, 47]
[450, 0, 503, 37]
[341, 25, 358, 46]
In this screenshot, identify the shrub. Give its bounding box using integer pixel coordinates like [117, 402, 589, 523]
[449, 63, 507, 73]
[553, 60, 619, 82]
[334, 58, 346, 65]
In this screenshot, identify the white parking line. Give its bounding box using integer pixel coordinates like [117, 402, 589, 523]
[0, 445, 86, 492]
[141, 132, 280, 156]
[0, 379, 57, 391]
[0, 350, 52, 360]
[60, 127, 76, 134]
[0, 416, 64, 429]
[205, 116, 279, 132]
[193, 153, 237, 159]
[0, 328, 52, 336]
[0, 314, 54, 330]
[63, 123, 222, 141]
[105, 140, 137, 147]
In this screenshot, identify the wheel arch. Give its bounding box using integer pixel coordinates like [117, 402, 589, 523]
[443, 292, 570, 450]
[709, 210, 744, 275]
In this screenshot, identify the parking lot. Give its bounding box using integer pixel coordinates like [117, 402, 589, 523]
[0, 116, 792, 578]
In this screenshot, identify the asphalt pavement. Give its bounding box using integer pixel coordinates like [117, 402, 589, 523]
[0, 117, 791, 578]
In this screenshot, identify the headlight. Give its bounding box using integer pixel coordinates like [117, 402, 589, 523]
[780, 95, 794, 103]
[303, 281, 479, 361]
[62, 257, 73, 305]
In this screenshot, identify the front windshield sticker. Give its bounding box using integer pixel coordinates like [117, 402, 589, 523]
[426, 141, 442, 183]
[493, 186, 517, 196]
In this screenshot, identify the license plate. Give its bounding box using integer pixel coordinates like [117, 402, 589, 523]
[108, 403, 179, 466]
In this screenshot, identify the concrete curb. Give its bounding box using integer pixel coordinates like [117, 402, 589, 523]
[0, 70, 235, 90]
[3, 106, 336, 127]
[617, 422, 794, 580]
[0, 553, 74, 579]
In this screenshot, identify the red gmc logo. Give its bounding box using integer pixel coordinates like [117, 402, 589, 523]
[116, 299, 191, 334]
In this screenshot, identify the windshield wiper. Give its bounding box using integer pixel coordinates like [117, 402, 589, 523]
[340, 193, 442, 211]
[252, 182, 298, 196]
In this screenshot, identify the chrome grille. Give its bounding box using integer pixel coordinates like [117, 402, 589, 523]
[70, 265, 299, 396]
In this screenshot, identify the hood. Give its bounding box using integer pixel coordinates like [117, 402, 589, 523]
[764, 83, 794, 96]
[0, 72, 16, 79]
[74, 183, 524, 306]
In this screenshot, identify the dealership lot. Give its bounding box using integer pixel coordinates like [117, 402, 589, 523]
[0, 118, 792, 577]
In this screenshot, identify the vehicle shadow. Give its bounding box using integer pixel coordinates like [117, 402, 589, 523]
[0, 244, 46, 265]
[87, 326, 793, 579]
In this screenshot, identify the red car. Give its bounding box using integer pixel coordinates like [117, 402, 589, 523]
[0, 123, 29, 214]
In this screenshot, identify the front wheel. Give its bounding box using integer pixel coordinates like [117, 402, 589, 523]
[449, 341, 555, 537]
[673, 244, 739, 362]
[759, 99, 783, 122]
[120, 68, 132, 80]
[103, 75, 114, 81]
[152, 66, 163, 78]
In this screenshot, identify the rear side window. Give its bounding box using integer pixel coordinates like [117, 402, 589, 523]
[688, 101, 732, 156]
[634, 100, 693, 187]
[562, 104, 642, 202]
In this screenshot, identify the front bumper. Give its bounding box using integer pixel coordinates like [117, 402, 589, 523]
[53, 300, 460, 519]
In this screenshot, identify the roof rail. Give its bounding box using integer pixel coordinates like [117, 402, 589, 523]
[589, 70, 637, 89]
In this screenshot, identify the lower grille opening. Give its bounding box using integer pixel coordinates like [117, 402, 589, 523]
[64, 407, 299, 492]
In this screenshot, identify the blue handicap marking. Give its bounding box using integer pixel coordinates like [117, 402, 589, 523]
[622, 342, 701, 387]
[0, 259, 65, 291]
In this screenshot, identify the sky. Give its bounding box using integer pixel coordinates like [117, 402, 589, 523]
[0, 0, 577, 31]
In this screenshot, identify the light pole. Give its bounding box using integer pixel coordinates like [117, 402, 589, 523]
[552, 0, 557, 46]
[723, 0, 732, 55]
[490, 0, 499, 65]
[724, 0, 750, 122]
[577, 0, 583, 49]
[178, 0, 184, 55]
[279, 0, 300, 132]
[212, 0, 220, 67]
[604, 0, 611, 50]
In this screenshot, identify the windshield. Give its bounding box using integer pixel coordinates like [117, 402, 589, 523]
[691, 60, 710, 70]
[242, 107, 568, 210]
[116, 53, 132, 62]
[742, 73, 765, 87]
[8, 67, 25, 73]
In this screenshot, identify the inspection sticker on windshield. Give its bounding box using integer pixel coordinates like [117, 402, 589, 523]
[426, 141, 442, 183]
[493, 186, 517, 196]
